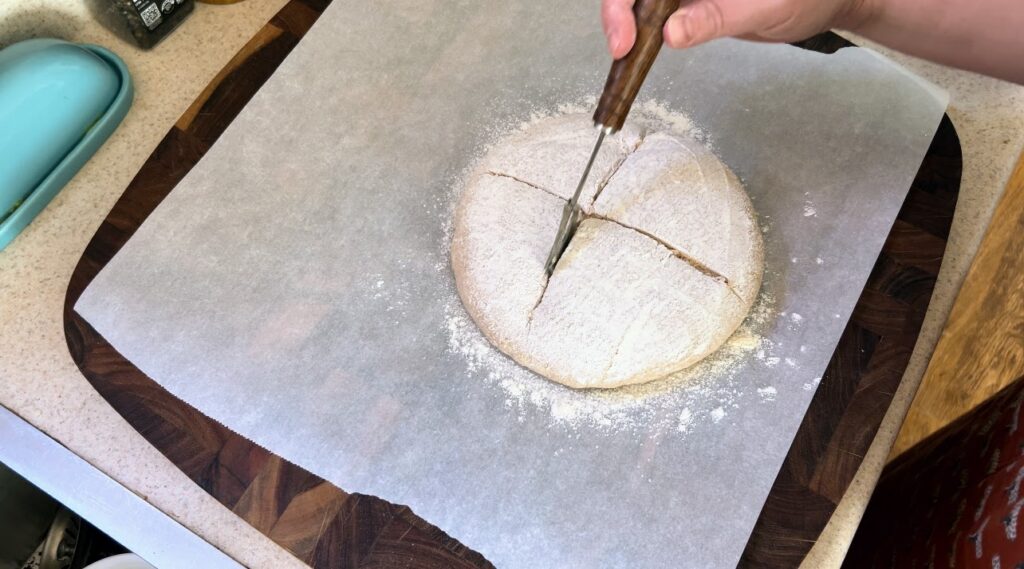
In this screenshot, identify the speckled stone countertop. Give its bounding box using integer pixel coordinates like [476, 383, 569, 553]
[0, 1, 301, 567]
[0, 2, 1021, 567]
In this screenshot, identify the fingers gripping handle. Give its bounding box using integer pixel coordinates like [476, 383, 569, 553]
[594, 0, 678, 132]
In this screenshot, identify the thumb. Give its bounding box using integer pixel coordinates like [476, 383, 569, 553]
[663, 0, 777, 48]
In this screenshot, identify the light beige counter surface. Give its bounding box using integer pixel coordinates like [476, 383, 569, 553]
[0, 1, 302, 567]
[0, 3, 1021, 567]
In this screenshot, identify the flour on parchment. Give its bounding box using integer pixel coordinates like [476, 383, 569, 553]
[439, 100, 791, 432]
[452, 110, 764, 389]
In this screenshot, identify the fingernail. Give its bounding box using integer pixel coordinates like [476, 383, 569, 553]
[665, 12, 685, 45]
[665, 10, 694, 47]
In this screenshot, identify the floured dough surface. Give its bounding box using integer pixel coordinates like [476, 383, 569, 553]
[451, 113, 763, 389]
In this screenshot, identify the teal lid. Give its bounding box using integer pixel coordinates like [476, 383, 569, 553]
[0, 39, 133, 251]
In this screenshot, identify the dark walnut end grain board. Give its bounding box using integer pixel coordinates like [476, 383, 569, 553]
[62, 0, 962, 565]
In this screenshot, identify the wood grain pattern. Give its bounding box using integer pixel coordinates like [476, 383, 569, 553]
[61, 3, 963, 566]
[890, 151, 1024, 459]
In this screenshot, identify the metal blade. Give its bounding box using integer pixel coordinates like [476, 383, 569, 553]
[544, 128, 607, 275]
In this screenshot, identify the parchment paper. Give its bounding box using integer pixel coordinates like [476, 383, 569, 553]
[76, 2, 948, 567]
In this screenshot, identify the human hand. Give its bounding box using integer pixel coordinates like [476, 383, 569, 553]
[602, 0, 876, 58]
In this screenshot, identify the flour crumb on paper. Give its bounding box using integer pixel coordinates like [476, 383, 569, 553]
[677, 408, 694, 433]
[803, 377, 823, 391]
[802, 192, 817, 217]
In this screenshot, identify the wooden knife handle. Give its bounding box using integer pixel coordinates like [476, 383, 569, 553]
[593, 0, 679, 132]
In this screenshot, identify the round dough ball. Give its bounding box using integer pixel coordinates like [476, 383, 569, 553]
[451, 113, 763, 389]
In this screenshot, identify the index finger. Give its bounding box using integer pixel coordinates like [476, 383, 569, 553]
[663, 0, 778, 48]
[602, 0, 638, 59]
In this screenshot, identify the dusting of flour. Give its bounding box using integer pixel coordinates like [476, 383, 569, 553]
[439, 98, 792, 434]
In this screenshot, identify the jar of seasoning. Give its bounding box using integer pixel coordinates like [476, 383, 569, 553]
[107, 0, 195, 49]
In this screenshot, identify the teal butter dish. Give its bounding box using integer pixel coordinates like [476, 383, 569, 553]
[0, 39, 133, 251]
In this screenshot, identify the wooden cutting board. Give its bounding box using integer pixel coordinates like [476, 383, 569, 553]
[891, 151, 1024, 458]
[62, 1, 963, 566]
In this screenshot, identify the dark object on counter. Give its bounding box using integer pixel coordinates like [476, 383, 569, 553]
[105, 0, 194, 49]
[845, 373, 1024, 568]
[0, 463, 59, 569]
[0, 463, 129, 569]
[65, 517, 130, 569]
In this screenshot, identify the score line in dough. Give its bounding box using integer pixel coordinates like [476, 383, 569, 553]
[451, 113, 764, 389]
